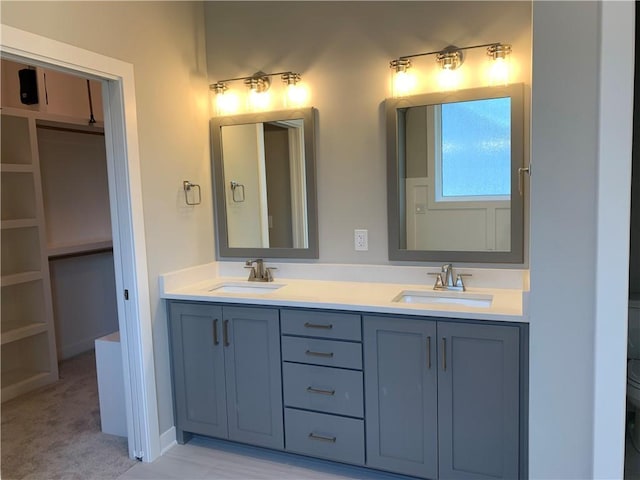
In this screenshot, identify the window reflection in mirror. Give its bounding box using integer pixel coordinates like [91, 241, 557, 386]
[388, 84, 524, 263]
[211, 108, 318, 259]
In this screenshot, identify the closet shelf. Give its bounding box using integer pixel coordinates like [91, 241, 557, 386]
[0, 164, 34, 173]
[47, 239, 113, 259]
[1, 323, 48, 346]
[1, 271, 43, 287]
[1, 219, 39, 230]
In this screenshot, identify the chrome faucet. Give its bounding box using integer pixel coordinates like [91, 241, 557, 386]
[428, 263, 471, 292]
[245, 259, 276, 282]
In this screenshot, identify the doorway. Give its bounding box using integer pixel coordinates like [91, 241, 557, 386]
[1, 26, 160, 462]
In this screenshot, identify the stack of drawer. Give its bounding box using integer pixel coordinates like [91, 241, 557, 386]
[280, 309, 364, 465]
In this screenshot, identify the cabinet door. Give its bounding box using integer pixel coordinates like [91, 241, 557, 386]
[223, 306, 283, 449]
[363, 316, 438, 479]
[438, 322, 520, 480]
[169, 302, 227, 440]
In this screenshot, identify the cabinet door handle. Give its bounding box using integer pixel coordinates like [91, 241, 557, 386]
[304, 322, 333, 330]
[442, 338, 447, 371]
[308, 432, 336, 443]
[223, 320, 230, 347]
[305, 350, 334, 358]
[306, 386, 335, 396]
[213, 319, 219, 346]
[426, 336, 431, 369]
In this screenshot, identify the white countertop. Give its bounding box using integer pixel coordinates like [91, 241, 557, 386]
[160, 263, 527, 323]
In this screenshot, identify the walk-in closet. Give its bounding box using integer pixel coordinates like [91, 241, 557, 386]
[1, 58, 128, 476]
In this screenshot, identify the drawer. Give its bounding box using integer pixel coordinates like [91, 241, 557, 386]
[282, 362, 363, 417]
[281, 309, 361, 341]
[284, 408, 364, 465]
[282, 336, 362, 370]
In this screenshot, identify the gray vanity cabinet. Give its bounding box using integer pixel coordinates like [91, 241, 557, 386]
[364, 316, 521, 480]
[363, 316, 438, 479]
[169, 302, 283, 450]
[169, 302, 227, 440]
[437, 321, 520, 480]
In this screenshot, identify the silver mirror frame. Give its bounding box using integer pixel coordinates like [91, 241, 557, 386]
[386, 83, 525, 263]
[211, 107, 319, 259]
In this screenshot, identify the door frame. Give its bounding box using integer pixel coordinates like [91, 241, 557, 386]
[1, 26, 161, 462]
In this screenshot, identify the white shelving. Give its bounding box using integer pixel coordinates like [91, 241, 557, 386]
[47, 239, 113, 258]
[1, 111, 58, 402]
[1, 59, 114, 400]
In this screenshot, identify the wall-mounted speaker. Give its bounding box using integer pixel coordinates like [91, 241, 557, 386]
[18, 68, 39, 105]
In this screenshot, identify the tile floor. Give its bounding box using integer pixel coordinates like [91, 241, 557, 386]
[118, 436, 404, 480]
[120, 428, 640, 479]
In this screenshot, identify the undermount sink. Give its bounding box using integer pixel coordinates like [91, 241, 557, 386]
[392, 290, 493, 308]
[209, 282, 285, 295]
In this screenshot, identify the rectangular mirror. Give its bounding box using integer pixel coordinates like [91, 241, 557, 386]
[211, 108, 318, 258]
[387, 84, 525, 263]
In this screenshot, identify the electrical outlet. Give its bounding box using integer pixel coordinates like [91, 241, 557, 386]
[354, 229, 368, 251]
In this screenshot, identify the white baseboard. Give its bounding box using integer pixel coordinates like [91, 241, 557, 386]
[160, 426, 177, 455]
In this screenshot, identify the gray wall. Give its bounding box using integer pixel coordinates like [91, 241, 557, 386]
[529, 2, 598, 474]
[529, 1, 634, 477]
[205, 1, 532, 264]
[631, 19, 640, 295]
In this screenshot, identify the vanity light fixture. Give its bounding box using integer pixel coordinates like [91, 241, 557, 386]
[487, 43, 512, 85]
[282, 72, 307, 107]
[244, 73, 271, 111]
[390, 58, 415, 97]
[212, 81, 239, 116]
[389, 42, 513, 95]
[436, 48, 464, 90]
[210, 70, 305, 115]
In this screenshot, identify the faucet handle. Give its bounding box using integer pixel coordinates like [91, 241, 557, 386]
[244, 265, 256, 280]
[455, 273, 472, 291]
[265, 267, 277, 282]
[428, 272, 444, 289]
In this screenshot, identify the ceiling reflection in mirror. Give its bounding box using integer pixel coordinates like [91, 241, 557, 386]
[387, 84, 524, 263]
[211, 108, 318, 258]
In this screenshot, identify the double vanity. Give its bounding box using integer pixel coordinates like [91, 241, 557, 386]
[161, 263, 528, 480]
[163, 81, 530, 479]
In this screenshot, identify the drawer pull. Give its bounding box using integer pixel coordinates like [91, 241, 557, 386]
[213, 319, 219, 346]
[223, 320, 230, 347]
[306, 386, 335, 396]
[305, 350, 334, 358]
[426, 336, 431, 369]
[442, 337, 447, 371]
[304, 322, 333, 330]
[308, 432, 336, 443]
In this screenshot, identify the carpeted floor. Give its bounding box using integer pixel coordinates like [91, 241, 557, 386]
[1, 350, 137, 479]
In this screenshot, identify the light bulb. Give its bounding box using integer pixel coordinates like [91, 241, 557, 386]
[285, 83, 308, 107]
[215, 90, 239, 116]
[489, 57, 510, 85]
[393, 70, 416, 97]
[438, 67, 461, 90]
[248, 89, 270, 111]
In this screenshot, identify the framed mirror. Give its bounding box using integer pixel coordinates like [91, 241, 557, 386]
[386, 83, 525, 263]
[211, 108, 318, 258]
